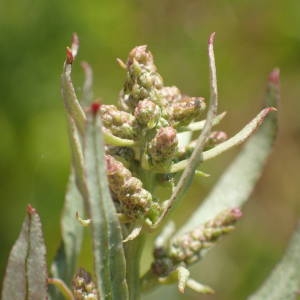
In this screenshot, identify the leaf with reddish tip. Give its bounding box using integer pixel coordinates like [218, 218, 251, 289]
[83, 109, 128, 299]
[61, 35, 86, 136]
[176, 69, 279, 235]
[201, 107, 276, 161]
[2, 205, 48, 300]
[152, 32, 219, 228]
[249, 223, 300, 300]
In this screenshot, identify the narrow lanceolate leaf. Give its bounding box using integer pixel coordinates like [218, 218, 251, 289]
[170, 108, 274, 174]
[152, 32, 219, 228]
[61, 34, 86, 136]
[51, 171, 84, 285]
[81, 61, 94, 106]
[249, 224, 300, 300]
[176, 69, 279, 236]
[83, 105, 128, 299]
[2, 205, 48, 300]
[202, 107, 275, 161]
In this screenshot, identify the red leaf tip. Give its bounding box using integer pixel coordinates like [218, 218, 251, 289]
[268, 68, 280, 85]
[27, 204, 36, 215]
[66, 47, 74, 64]
[208, 32, 216, 45]
[90, 101, 102, 115]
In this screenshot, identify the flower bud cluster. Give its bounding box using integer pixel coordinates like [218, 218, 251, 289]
[151, 208, 242, 277]
[72, 268, 98, 300]
[105, 154, 157, 220]
[120, 45, 164, 112]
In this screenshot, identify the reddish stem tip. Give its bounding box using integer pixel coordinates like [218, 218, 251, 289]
[27, 204, 36, 215]
[90, 101, 101, 115]
[66, 47, 74, 64]
[268, 68, 280, 85]
[208, 32, 216, 45]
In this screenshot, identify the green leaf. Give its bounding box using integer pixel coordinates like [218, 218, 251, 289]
[176, 68, 279, 236]
[152, 33, 219, 228]
[51, 171, 84, 285]
[170, 108, 274, 174]
[2, 205, 48, 300]
[83, 108, 128, 299]
[61, 34, 86, 136]
[248, 224, 300, 300]
[80, 61, 94, 106]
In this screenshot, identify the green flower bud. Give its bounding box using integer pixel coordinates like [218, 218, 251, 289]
[134, 100, 161, 128]
[72, 268, 98, 300]
[100, 104, 136, 139]
[168, 96, 206, 126]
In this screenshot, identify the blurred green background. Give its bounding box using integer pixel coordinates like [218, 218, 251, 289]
[1, 0, 300, 299]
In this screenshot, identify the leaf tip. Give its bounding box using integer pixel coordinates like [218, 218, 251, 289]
[27, 204, 36, 215]
[66, 46, 74, 64]
[116, 58, 127, 69]
[80, 60, 90, 70]
[89, 101, 102, 115]
[208, 32, 216, 45]
[72, 32, 79, 49]
[268, 68, 280, 85]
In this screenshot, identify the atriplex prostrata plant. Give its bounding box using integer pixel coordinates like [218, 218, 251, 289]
[2, 32, 300, 300]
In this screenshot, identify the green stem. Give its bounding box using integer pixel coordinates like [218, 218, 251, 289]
[48, 278, 74, 300]
[125, 234, 146, 300]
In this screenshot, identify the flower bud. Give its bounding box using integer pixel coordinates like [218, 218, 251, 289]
[127, 45, 156, 71]
[72, 268, 98, 300]
[100, 104, 136, 139]
[134, 100, 161, 129]
[168, 96, 206, 126]
[148, 126, 178, 165]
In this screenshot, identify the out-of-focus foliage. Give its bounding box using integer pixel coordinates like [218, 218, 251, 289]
[0, 1, 299, 299]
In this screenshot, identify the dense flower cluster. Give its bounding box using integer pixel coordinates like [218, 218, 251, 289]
[101, 45, 225, 223]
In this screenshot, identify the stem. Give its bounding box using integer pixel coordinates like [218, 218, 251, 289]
[48, 278, 74, 300]
[125, 234, 146, 300]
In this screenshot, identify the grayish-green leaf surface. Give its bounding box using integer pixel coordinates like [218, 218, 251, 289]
[51, 171, 84, 286]
[2, 206, 48, 300]
[152, 33, 218, 228]
[249, 224, 300, 300]
[176, 69, 279, 236]
[84, 110, 128, 299]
